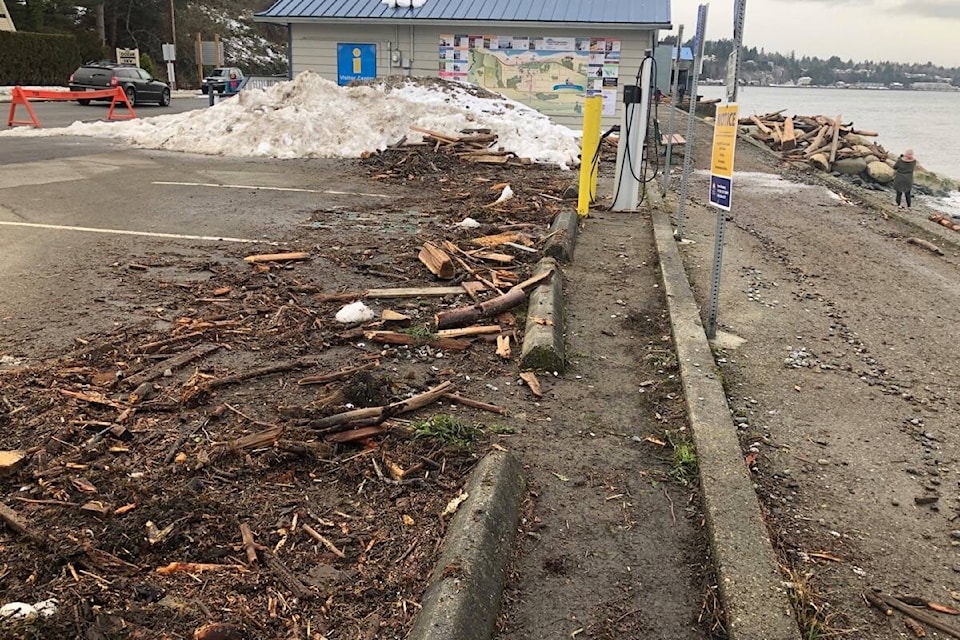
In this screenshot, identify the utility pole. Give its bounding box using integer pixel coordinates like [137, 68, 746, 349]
[169, 0, 176, 46]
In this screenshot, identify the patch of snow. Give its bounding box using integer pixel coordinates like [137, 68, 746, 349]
[492, 185, 514, 205]
[0, 86, 69, 97]
[0, 72, 580, 168]
[198, 6, 286, 70]
[335, 301, 375, 324]
[925, 191, 960, 218]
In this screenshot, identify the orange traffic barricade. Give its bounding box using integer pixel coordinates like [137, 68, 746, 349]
[7, 86, 137, 128]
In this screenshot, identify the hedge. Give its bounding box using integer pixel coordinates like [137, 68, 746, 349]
[0, 31, 81, 85]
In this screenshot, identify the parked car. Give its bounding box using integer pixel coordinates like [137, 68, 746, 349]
[201, 67, 245, 94]
[69, 61, 171, 107]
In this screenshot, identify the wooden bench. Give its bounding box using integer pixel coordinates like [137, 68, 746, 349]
[654, 119, 685, 155]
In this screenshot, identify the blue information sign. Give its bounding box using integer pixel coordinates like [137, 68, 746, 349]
[337, 43, 377, 86]
[709, 175, 732, 210]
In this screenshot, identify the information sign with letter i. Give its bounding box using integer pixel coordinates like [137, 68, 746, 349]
[709, 104, 739, 211]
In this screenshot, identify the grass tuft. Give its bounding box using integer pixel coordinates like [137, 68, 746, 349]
[411, 414, 482, 448]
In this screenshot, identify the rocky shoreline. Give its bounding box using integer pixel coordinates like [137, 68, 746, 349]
[738, 110, 960, 201]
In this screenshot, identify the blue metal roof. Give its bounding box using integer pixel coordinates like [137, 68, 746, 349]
[256, 0, 672, 26]
[672, 46, 694, 61]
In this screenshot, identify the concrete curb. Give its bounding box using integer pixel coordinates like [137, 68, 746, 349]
[543, 209, 580, 262]
[408, 451, 524, 640]
[651, 208, 800, 640]
[519, 257, 566, 373]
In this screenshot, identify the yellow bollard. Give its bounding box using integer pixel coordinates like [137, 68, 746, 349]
[577, 95, 603, 218]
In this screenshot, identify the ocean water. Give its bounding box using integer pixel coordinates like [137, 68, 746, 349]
[697, 85, 960, 214]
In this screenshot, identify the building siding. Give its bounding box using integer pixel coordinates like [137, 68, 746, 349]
[290, 22, 654, 128]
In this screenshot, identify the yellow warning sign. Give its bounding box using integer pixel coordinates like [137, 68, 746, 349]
[709, 104, 739, 211]
[710, 104, 739, 179]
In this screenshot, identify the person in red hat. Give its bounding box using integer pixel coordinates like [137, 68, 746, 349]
[893, 149, 917, 209]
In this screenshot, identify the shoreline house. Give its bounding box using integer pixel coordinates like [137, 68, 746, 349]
[254, 0, 672, 127]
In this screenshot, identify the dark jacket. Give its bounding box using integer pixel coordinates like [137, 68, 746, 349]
[893, 156, 916, 192]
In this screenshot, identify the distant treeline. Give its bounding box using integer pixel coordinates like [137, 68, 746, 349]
[664, 37, 959, 87]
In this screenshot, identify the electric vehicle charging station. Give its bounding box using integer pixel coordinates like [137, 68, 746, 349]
[611, 54, 656, 211]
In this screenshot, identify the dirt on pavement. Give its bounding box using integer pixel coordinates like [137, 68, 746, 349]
[0, 138, 713, 639]
[670, 108, 960, 638]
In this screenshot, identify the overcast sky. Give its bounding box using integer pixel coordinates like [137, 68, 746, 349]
[670, 0, 957, 67]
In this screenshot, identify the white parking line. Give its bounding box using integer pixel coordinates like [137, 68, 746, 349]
[152, 181, 392, 199]
[0, 220, 274, 244]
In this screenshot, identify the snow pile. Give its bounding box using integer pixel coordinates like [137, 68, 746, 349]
[0, 72, 580, 167]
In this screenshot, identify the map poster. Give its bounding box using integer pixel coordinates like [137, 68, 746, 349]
[438, 34, 621, 117]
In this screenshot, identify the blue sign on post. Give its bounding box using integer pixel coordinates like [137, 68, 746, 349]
[709, 175, 732, 210]
[337, 43, 377, 86]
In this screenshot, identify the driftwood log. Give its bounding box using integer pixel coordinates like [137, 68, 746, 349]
[311, 381, 454, 430]
[435, 286, 526, 330]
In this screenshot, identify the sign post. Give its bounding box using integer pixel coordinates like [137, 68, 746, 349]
[706, 105, 739, 339]
[162, 43, 176, 90]
[705, 0, 748, 339]
[116, 47, 139, 66]
[674, 3, 708, 238]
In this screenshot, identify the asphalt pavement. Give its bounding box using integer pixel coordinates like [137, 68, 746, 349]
[0, 135, 405, 357]
[4, 93, 208, 129]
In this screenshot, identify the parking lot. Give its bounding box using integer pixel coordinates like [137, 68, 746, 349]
[0, 133, 408, 357]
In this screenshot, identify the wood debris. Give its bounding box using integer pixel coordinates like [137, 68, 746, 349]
[243, 251, 310, 264]
[365, 127, 531, 174]
[519, 371, 543, 397]
[0, 450, 26, 476]
[741, 111, 898, 182]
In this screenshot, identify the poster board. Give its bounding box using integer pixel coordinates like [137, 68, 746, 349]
[439, 34, 621, 117]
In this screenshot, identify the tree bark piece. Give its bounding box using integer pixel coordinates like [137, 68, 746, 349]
[243, 252, 310, 264]
[829, 114, 842, 164]
[298, 361, 379, 386]
[0, 450, 27, 477]
[906, 237, 944, 256]
[435, 286, 526, 330]
[240, 523, 263, 565]
[302, 524, 346, 558]
[781, 117, 796, 151]
[436, 325, 503, 338]
[441, 392, 506, 415]
[124, 343, 220, 389]
[326, 425, 389, 443]
[419, 242, 455, 279]
[261, 549, 314, 599]
[519, 371, 543, 397]
[156, 562, 247, 575]
[137, 331, 205, 354]
[312, 381, 454, 430]
[363, 331, 471, 351]
[82, 543, 139, 575]
[876, 592, 960, 639]
[217, 426, 285, 454]
[0, 503, 49, 546]
[202, 356, 323, 392]
[750, 116, 773, 135]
